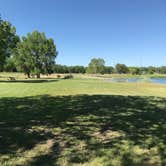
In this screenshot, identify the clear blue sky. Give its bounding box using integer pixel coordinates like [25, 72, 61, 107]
[0, 0, 166, 66]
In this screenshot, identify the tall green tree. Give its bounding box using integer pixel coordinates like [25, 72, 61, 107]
[159, 66, 166, 74]
[147, 66, 156, 74]
[87, 58, 105, 74]
[0, 17, 19, 71]
[104, 66, 114, 74]
[115, 63, 129, 74]
[129, 67, 140, 75]
[15, 31, 57, 78]
[4, 57, 17, 72]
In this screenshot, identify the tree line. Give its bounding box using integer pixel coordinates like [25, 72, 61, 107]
[0, 16, 166, 77]
[53, 60, 166, 75]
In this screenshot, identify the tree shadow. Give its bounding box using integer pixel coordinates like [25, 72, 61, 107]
[0, 79, 59, 83]
[0, 95, 166, 165]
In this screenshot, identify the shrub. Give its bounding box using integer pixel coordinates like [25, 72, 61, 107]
[57, 74, 61, 78]
[63, 74, 73, 79]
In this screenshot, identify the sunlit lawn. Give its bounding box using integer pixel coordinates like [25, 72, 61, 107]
[0, 74, 166, 166]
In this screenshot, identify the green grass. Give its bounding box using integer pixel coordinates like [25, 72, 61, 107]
[0, 73, 166, 166]
[0, 77, 166, 97]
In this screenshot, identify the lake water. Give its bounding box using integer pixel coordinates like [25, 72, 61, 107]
[150, 78, 166, 84]
[109, 78, 166, 84]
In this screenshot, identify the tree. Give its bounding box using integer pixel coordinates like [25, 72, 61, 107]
[68, 66, 86, 73]
[129, 67, 140, 75]
[147, 66, 156, 74]
[86, 58, 105, 74]
[15, 31, 57, 78]
[53, 65, 86, 74]
[0, 17, 19, 71]
[53, 65, 70, 73]
[115, 63, 129, 74]
[139, 67, 148, 74]
[158, 66, 166, 74]
[104, 66, 114, 74]
[4, 56, 17, 72]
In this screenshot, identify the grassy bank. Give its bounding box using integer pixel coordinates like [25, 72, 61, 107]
[0, 78, 166, 97]
[0, 73, 166, 166]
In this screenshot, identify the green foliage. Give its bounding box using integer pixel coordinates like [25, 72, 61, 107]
[104, 66, 114, 74]
[14, 31, 57, 78]
[158, 66, 166, 74]
[63, 74, 73, 79]
[138, 66, 166, 75]
[139, 67, 148, 74]
[87, 58, 105, 74]
[54, 64, 70, 73]
[147, 66, 156, 74]
[53, 65, 86, 74]
[129, 67, 141, 75]
[4, 57, 17, 72]
[0, 17, 19, 71]
[68, 65, 86, 73]
[115, 63, 129, 74]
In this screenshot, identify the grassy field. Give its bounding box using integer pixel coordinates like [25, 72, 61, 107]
[0, 73, 166, 166]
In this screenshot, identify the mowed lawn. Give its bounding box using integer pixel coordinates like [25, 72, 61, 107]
[0, 75, 166, 166]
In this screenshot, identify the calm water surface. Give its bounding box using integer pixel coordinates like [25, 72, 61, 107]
[150, 78, 166, 84]
[110, 78, 166, 84]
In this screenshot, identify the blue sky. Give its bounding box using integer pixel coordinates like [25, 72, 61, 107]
[0, 0, 166, 66]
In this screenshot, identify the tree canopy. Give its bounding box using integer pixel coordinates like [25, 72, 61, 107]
[87, 58, 105, 74]
[0, 17, 19, 71]
[115, 63, 129, 74]
[14, 31, 57, 78]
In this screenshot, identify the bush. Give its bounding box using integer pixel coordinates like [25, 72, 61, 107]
[63, 74, 73, 79]
[57, 74, 61, 78]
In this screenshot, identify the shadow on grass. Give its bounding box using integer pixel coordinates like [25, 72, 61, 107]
[0, 95, 166, 165]
[0, 79, 58, 83]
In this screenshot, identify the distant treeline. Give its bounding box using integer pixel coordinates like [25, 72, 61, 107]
[3, 59, 166, 75]
[53, 64, 166, 75]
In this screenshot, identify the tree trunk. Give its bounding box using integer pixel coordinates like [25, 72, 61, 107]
[27, 73, 30, 78]
[36, 73, 40, 78]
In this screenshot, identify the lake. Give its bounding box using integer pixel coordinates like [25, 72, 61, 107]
[109, 78, 166, 84]
[150, 78, 166, 84]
